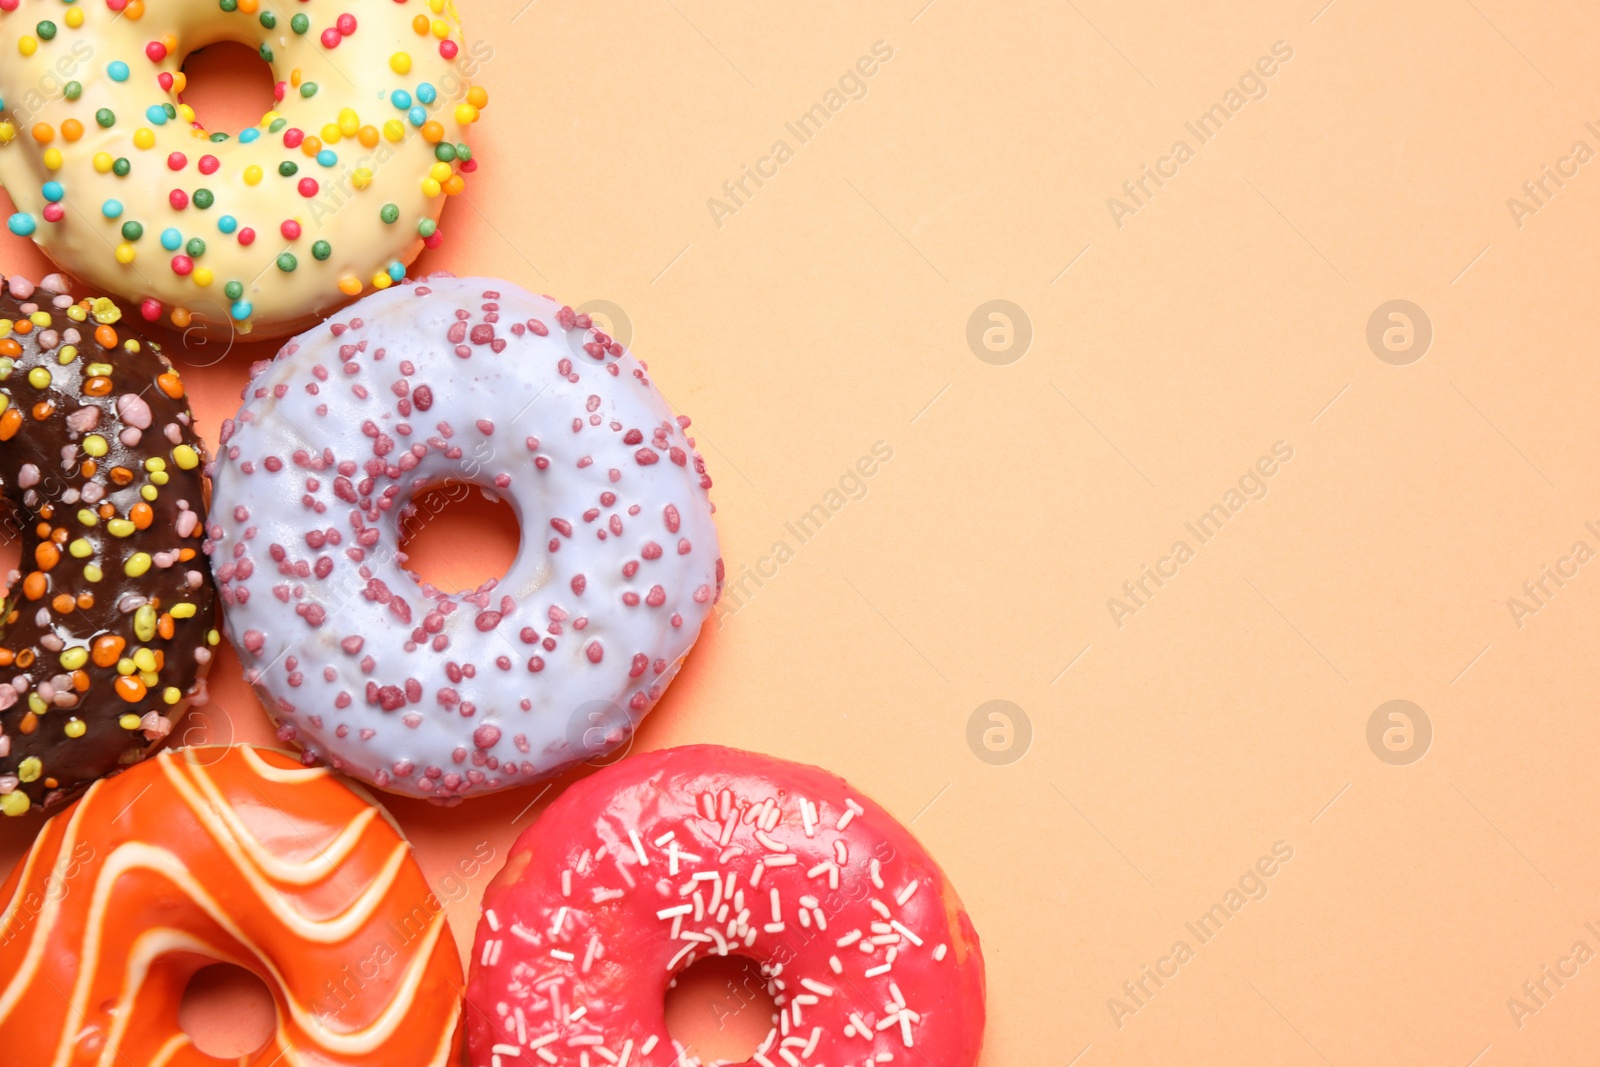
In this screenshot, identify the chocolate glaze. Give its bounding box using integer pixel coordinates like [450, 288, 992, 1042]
[0, 275, 216, 815]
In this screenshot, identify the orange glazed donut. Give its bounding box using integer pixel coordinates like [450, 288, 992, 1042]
[0, 744, 464, 1065]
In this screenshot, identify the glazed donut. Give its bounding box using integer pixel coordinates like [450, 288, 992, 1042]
[0, 0, 489, 339]
[465, 745, 986, 1067]
[207, 275, 721, 799]
[0, 273, 215, 818]
[0, 744, 464, 1065]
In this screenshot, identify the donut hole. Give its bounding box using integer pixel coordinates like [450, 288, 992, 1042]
[179, 42, 276, 132]
[177, 963, 277, 1058]
[397, 483, 520, 593]
[663, 954, 778, 1065]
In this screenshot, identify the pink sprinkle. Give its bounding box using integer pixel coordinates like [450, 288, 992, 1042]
[281, 219, 302, 240]
[585, 641, 603, 663]
[167, 152, 187, 171]
[198, 155, 220, 175]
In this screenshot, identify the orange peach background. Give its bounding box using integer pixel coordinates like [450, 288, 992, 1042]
[7, 0, 1600, 1062]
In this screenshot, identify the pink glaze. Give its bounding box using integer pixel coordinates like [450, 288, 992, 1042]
[466, 746, 986, 1066]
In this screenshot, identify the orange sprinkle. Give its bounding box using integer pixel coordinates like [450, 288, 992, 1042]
[60, 119, 84, 142]
[157, 371, 183, 398]
[169, 307, 191, 329]
[42, 778, 57, 790]
[31, 400, 54, 421]
[85, 376, 113, 397]
[94, 325, 117, 349]
[108, 468, 133, 487]
[178, 548, 196, 561]
[158, 613, 175, 640]
[125, 0, 144, 19]
[50, 594, 72, 614]
[114, 675, 146, 702]
[421, 121, 444, 144]
[97, 502, 116, 518]
[34, 543, 59, 571]
[0, 339, 19, 357]
[71, 670, 89, 693]
[18, 712, 36, 735]
[14, 649, 34, 669]
[79, 461, 97, 479]
[0, 650, 14, 668]
[75, 593, 93, 610]
[0, 408, 22, 441]
[11, 320, 30, 335]
[30, 123, 54, 144]
[358, 125, 380, 148]
[92, 635, 126, 668]
[302, 136, 323, 157]
[412, 13, 429, 33]
[50, 527, 67, 545]
[21, 572, 46, 600]
[130, 502, 154, 529]
[34, 522, 49, 539]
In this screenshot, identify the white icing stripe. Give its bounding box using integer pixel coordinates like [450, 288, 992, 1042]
[236, 746, 333, 784]
[0, 785, 97, 1027]
[159, 754, 413, 941]
[185, 755, 380, 885]
[145, 1033, 190, 1067]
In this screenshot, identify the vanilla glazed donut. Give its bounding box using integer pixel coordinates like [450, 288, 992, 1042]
[0, 744, 464, 1065]
[207, 275, 722, 799]
[465, 745, 987, 1067]
[0, 272, 216, 818]
[0, 0, 490, 339]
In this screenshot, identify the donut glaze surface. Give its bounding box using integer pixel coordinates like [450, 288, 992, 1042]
[0, 0, 489, 339]
[208, 276, 721, 799]
[0, 274, 216, 818]
[466, 745, 986, 1067]
[0, 744, 463, 1065]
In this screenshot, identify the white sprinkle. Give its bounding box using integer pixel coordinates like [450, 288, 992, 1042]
[769, 888, 782, 922]
[803, 1027, 821, 1058]
[896, 881, 920, 907]
[750, 862, 765, 887]
[562, 870, 572, 898]
[800, 797, 816, 837]
[658, 904, 693, 920]
[582, 934, 602, 973]
[485, 909, 500, 932]
[892, 920, 923, 946]
[720, 810, 740, 846]
[493, 1044, 522, 1056]
[618, 1038, 634, 1067]
[577, 849, 592, 875]
[833, 840, 848, 865]
[654, 830, 676, 847]
[763, 922, 786, 933]
[871, 899, 892, 920]
[480, 939, 500, 967]
[567, 1006, 587, 1023]
[829, 955, 843, 974]
[870, 858, 883, 889]
[567, 1034, 603, 1046]
[641, 1035, 659, 1056]
[551, 949, 576, 961]
[800, 978, 834, 996]
[837, 930, 862, 947]
[592, 888, 624, 904]
[667, 941, 697, 970]
[754, 829, 787, 853]
[865, 962, 892, 977]
[764, 854, 798, 867]
[510, 923, 540, 945]
[628, 829, 649, 866]
[700, 792, 716, 820]
[549, 906, 568, 937]
[813, 908, 827, 930]
[934, 943, 948, 961]
[848, 1013, 873, 1041]
[536, 1051, 557, 1065]
[718, 789, 732, 819]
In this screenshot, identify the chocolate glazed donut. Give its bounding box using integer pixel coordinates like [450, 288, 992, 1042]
[0, 274, 216, 816]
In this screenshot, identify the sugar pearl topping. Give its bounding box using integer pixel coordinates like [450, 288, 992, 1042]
[207, 276, 722, 799]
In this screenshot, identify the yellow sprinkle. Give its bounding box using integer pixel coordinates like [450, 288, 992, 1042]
[0, 321, 10, 338]
[134, 128, 156, 150]
[77, 508, 98, 526]
[26, 367, 51, 389]
[65, 7, 84, 28]
[140, 484, 157, 501]
[29, 312, 51, 328]
[207, 629, 220, 646]
[133, 648, 157, 673]
[192, 267, 213, 287]
[83, 434, 109, 458]
[455, 104, 479, 125]
[0, 396, 10, 416]
[373, 273, 393, 290]
[115, 243, 137, 265]
[67, 306, 87, 322]
[390, 52, 412, 74]
[162, 687, 181, 705]
[170, 602, 197, 619]
[16, 758, 41, 783]
[118, 714, 141, 731]
[86, 363, 113, 377]
[150, 471, 169, 486]
[27, 694, 46, 716]
[428, 0, 445, 13]
[177, 104, 195, 124]
[244, 164, 264, 186]
[68, 538, 92, 558]
[42, 146, 62, 170]
[134, 605, 157, 642]
[172, 444, 199, 470]
[56, 344, 78, 365]
[431, 18, 449, 38]
[421, 177, 441, 197]
[352, 167, 373, 190]
[124, 552, 152, 578]
[18, 36, 38, 57]
[106, 518, 135, 537]
[338, 108, 360, 136]
[138, 669, 158, 687]
[0, 792, 31, 816]
[93, 152, 114, 173]
[383, 119, 405, 143]
[116, 657, 135, 676]
[59, 647, 88, 671]
[0, 123, 15, 145]
[429, 161, 453, 182]
[83, 564, 102, 582]
[145, 457, 166, 472]
[90, 298, 121, 325]
[63, 719, 86, 738]
[321, 123, 342, 144]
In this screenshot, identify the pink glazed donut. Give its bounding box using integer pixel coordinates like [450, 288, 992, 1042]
[206, 276, 721, 798]
[466, 745, 986, 1067]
